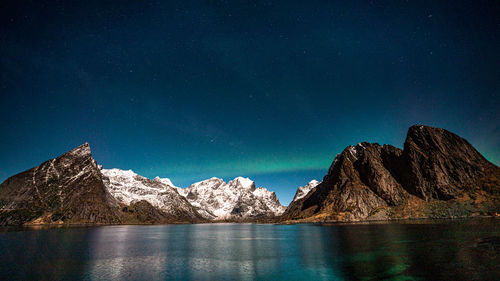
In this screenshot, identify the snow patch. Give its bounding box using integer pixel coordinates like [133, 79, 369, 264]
[292, 180, 321, 202]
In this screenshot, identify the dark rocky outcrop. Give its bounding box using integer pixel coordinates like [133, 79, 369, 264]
[0, 144, 120, 225]
[400, 125, 499, 200]
[282, 125, 500, 222]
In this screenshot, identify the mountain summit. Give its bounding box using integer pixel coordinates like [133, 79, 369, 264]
[176, 177, 286, 220]
[0, 143, 120, 225]
[282, 125, 500, 222]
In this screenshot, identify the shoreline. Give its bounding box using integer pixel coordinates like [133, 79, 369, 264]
[0, 215, 497, 232]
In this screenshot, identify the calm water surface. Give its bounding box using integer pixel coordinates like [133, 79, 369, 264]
[0, 219, 499, 280]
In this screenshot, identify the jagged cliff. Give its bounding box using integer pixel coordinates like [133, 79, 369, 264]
[282, 125, 500, 222]
[0, 144, 121, 225]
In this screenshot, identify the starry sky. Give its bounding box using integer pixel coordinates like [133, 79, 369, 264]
[1, 1, 499, 205]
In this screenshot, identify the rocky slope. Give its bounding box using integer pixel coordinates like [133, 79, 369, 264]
[177, 177, 286, 220]
[282, 125, 500, 222]
[0, 144, 121, 225]
[101, 168, 204, 222]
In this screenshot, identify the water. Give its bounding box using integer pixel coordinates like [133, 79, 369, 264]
[0, 219, 499, 280]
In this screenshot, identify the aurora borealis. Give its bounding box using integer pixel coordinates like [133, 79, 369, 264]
[1, 1, 499, 204]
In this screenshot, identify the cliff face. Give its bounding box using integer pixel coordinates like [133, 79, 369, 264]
[400, 125, 498, 200]
[283, 125, 500, 222]
[0, 144, 120, 225]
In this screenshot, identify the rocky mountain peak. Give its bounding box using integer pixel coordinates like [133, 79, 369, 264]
[283, 125, 500, 222]
[402, 125, 495, 200]
[228, 177, 255, 191]
[153, 176, 176, 188]
[64, 142, 92, 158]
[0, 144, 120, 225]
[178, 176, 285, 220]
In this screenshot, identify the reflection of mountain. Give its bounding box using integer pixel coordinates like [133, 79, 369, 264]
[0, 226, 91, 279]
[294, 225, 345, 279]
[1, 222, 499, 280]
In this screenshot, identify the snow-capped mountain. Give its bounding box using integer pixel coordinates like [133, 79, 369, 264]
[292, 180, 320, 202]
[177, 177, 286, 220]
[100, 168, 201, 220]
[100, 169, 285, 221]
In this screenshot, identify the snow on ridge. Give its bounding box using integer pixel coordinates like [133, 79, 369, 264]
[179, 176, 285, 219]
[102, 168, 138, 179]
[253, 186, 286, 215]
[348, 145, 358, 159]
[228, 176, 255, 191]
[153, 176, 177, 188]
[99, 168, 286, 220]
[100, 168, 195, 216]
[191, 177, 223, 187]
[292, 180, 321, 202]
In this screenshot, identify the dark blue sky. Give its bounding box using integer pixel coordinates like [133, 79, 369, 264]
[1, 1, 499, 204]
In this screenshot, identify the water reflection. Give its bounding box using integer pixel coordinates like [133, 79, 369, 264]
[0, 219, 499, 280]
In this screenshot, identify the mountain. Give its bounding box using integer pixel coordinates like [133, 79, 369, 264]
[292, 180, 320, 202]
[0, 144, 120, 225]
[0, 143, 284, 225]
[0, 144, 206, 225]
[177, 177, 286, 220]
[282, 125, 500, 222]
[2, 124, 497, 225]
[101, 168, 204, 222]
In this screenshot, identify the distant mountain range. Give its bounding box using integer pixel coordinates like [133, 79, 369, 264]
[102, 169, 285, 221]
[1, 125, 498, 225]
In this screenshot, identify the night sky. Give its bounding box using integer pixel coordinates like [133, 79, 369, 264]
[1, 1, 499, 205]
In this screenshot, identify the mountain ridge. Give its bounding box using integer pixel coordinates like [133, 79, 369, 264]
[282, 125, 500, 222]
[1, 124, 498, 225]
